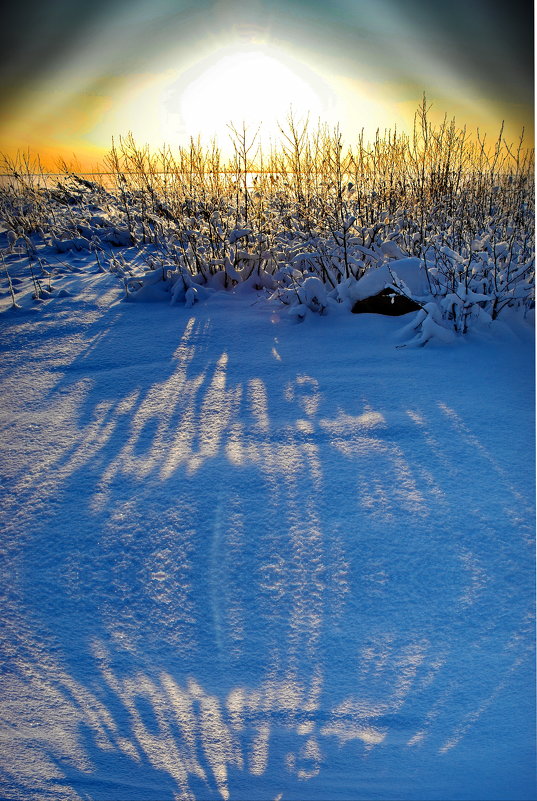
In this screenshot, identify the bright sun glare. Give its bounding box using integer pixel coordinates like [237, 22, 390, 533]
[175, 46, 332, 146]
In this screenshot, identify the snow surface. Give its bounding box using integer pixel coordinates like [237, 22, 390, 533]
[0, 258, 535, 801]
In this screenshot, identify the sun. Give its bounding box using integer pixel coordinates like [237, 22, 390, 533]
[169, 45, 333, 148]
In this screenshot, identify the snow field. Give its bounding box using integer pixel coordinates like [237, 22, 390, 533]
[0, 263, 534, 799]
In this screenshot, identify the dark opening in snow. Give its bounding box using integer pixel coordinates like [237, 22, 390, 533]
[352, 287, 422, 316]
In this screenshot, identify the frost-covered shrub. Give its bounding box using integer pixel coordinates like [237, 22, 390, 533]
[1, 102, 533, 335]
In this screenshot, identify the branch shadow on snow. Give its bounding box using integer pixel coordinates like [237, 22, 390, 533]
[2, 302, 535, 801]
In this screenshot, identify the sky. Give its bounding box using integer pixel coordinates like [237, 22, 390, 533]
[0, 0, 533, 169]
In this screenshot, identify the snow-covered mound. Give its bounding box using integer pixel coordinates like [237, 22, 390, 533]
[350, 257, 431, 302]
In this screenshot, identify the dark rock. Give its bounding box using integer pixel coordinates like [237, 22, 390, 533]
[352, 287, 422, 316]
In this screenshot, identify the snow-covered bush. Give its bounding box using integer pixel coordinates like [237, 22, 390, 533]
[398, 303, 455, 347]
[1, 101, 533, 333]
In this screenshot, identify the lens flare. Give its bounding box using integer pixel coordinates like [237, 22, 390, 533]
[168, 46, 334, 146]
